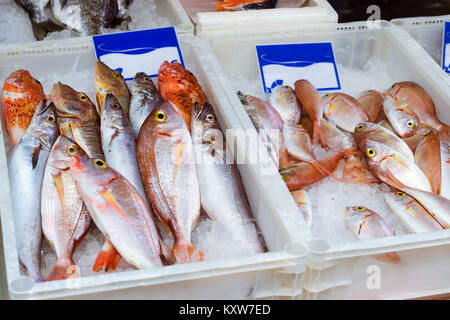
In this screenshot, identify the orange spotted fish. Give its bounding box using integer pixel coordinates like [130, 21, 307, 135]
[158, 61, 207, 132]
[1, 70, 45, 146]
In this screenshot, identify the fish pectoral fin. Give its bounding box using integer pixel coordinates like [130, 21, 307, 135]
[96, 188, 136, 229]
[51, 172, 66, 210]
[172, 141, 186, 180]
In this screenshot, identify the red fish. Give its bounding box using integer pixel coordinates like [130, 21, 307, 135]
[280, 147, 359, 191]
[158, 61, 207, 132]
[1, 70, 45, 146]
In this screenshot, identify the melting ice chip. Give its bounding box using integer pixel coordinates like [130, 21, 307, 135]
[99, 46, 181, 80]
[262, 62, 339, 92]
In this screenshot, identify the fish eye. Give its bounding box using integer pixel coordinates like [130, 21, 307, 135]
[406, 120, 416, 128]
[354, 206, 367, 212]
[93, 159, 107, 168]
[323, 94, 330, 98]
[366, 148, 376, 158]
[67, 145, 78, 156]
[396, 192, 406, 197]
[79, 94, 88, 102]
[368, 90, 374, 93]
[155, 111, 166, 123]
[113, 71, 122, 79]
[206, 114, 215, 123]
[46, 115, 56, 123]
[356, 124, 365, 131]
[391, 84, 397, 89]
[112, 103, 121, 110]
[210, 136, 216, 143]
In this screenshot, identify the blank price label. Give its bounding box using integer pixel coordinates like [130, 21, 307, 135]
[93, 27, 185, 81]
[256, 42, 341, 93]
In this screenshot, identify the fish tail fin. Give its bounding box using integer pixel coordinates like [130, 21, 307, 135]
[374, 252, 400, 264]
[172, 241, 204, 264]
[46, 262, 79, 281]
[313, 121, 330, 150]
[93, 241, 122, 272]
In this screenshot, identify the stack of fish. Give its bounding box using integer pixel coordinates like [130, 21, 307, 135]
[1, 61, 266, 283]
[238, 79, 450, 258]
[16, 0, 132, 39]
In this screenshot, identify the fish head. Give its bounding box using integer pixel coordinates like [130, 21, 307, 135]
[49, 82, 98, 121]
[192, 102, 220, 131]
[345, 206, 372, 220]
[2, 70, 44, 97]
[157, 61, 184, 82]
[94, 61, 129, 114]
[101, 93, 129, 131]
[386, 83, 402, 97]
[383, 95, 418, 138]
[157, 61, 207, 121]
[50, 135, 87, 170]
[271, 85, 293, 97]
[354, 122, 380, 147]
[131, 72, 158, 97]
[28, 100, 59, 150]
[146, 102, 187, 136]
[237, 91, 250, 105]
[321, 93, 338, 105]
[356, 137, 392, 165]
[69, 153, 116, 186]
[345, 206, 379, 238]
[384, 190, 414, 208]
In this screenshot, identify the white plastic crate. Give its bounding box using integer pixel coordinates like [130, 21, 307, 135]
[199, 20, 450, 299]
[0, 34, 308, 300]
[392, 15, 449, 75]
[176, 0, 337, 35]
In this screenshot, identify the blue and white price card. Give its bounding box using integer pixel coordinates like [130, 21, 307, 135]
[442, 21, 450, 74]
[256, 42, 341, 93]
[93, 27, 185, 81]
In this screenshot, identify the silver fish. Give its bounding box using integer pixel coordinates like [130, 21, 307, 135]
[50, 0, 120, 36]
[41, 135, 91, 281]
[399, 186, 450, 229]
[129, 73, 164, 137]
[8, 100, 59, 282]
[385, 190, 443, 233]
[192, 102, 266, 254]
[101, 93, 150, 209]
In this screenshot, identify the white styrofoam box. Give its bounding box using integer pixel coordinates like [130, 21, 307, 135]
[198, 20, 450, 299]
[176, 0, 337, 35]
[392, 15, 449, 70]
[0, 34, 309, 300]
